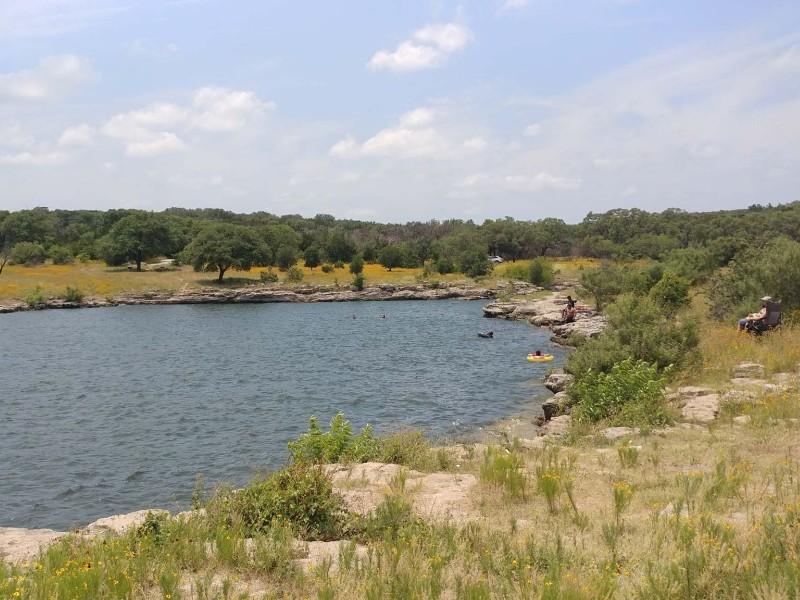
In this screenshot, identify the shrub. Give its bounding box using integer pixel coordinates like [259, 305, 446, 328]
[378, 431, 431, 469]
[351, 273, 365, 291]
[24, 286, 49, 309]
[334, 260, 345, 269]
[76, 252, 90, 263]
[349, 255, 364, 275]
[579, 262, 626, 312]
[49, 245, 75, 265]
[321, 263, 335, 273]
[571, 358, 672, 427]
[648, 270, 690, 316]
[285, 265, 304, 282]
[11, 242, 46, 266]
[528, 257, 555, 287]
[61, 286, 84, 303]
[435, 257, 455, 275]
[275, 246, 297, 271]
[288, 413, 380, 464]
[260, 269, 279, 283]
[210, 462, 348, 540]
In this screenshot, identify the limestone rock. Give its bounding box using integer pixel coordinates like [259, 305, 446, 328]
[601, 427, 639, 440]
[84, 509, 169, 536]
[0, 527, 66, 564]
[733, 415, 752, 425]
[539, 415, 571, 437]
[544, 373, 573, 394]
[732, 362, 765, 379]
[681, 394, 720, 423]
[721, 389, 757, 405]
[541, 391, 571, 420]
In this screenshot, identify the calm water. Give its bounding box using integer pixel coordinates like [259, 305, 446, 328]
[0, 300, 564, 530]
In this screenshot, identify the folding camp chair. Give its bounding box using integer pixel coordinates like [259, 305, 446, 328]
[746, 299, 782, 335]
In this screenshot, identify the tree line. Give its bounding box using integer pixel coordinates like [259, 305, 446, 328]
[2, 201, 800, 281]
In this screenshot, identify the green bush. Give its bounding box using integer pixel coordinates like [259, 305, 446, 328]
[49, 245, 75, 265]
[565, 293, 700, 379]
[321, 263, 335, 273]
[210, 462, 348, 540]
[528, 257, 555, 287]
[378, 431, 431, 469]
[61, 286, 84, 303]
[571, 358, 672, 427]
[25, 286, 49, 309]
[334, 260, 345, 269]
[285, 265, 304, 282]
[288, 413, 380, 464]
[352, 273, 365, 291]
[435, 257, 455, 275]
[11, 242, 46, 266]
[349, 255, 364, 275]
[260, 269, 279, 283]
[648, 270, 690, 316]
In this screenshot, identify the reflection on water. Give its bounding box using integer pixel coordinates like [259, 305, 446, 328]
[0, 300, 564, 529]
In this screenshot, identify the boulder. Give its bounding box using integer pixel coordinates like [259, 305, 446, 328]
[84, 509, 169, 536]
[732, 362, 765, 379]
[601, 427, 639, 440]
[538, 415, 571, 437]
[544, 373, 573, 394]
[482, 302, 517, 318]
[681, 394, 720, 423]
[541, 391, 571, 421]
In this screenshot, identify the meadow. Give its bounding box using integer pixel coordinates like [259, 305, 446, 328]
[0, 258, 596, 303]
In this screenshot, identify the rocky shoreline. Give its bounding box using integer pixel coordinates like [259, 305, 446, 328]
[0, 282, 503, 314]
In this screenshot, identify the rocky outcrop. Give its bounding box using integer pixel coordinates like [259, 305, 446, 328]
[0, 283, 496, 314]
[732, 362, 766, 379]
[544, 373, 573, 394]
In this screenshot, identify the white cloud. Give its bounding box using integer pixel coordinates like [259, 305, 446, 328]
[329, 137, 358, 158]
[58, 124, 95, 147]
[368, 23, 473, 71]
[0, 55, 95, 102]
[190, 87, 275, 132]
[499, 0, 528, 12]
[125, 132, 186, 157]
[0, 123, 35, 148]
[0, 151, 66, 165]
[362, 126, 448, 158]
[399, 107, 435, 127]
[523, 123, 541, 136]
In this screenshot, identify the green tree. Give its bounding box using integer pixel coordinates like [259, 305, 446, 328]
[459, 246, 492, 278]
[100, 212, 180, 271]
[184, 223, 269, 281]
[304, 245, 321, 271]
[579, 262, 626, 312]
[11, 242, 47, 266]
[49, 245, 75, 265]
[528, 257, 555, 287]
[378, 245, 404, 271]
[349, 254, 364, 275]
[275, 246, 298, 271]
[323, 231, 357, 264]
[648, 271, 690, 316]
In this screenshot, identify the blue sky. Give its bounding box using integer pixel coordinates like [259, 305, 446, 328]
[1, 1, 799, 224]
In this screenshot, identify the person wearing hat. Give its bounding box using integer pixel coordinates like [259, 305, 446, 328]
[738, 296, 771, 331]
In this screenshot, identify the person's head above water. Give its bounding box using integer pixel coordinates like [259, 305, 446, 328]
[535, 350, 542, 356]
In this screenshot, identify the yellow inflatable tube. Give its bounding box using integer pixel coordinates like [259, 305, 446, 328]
[527, 353, 554, 362]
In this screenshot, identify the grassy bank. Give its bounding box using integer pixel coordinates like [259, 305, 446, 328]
[0, 258, 597, 303]
[3, 324, 800, 598]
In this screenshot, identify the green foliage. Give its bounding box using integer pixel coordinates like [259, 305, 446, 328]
[303, 245, 321, 270]
[11, 241, 47, 266]
[480, 447, 528, 500]
[99, 212, 182, 271]
[260, 268, 279, 282]
[61, 286, 84, 303]
[435, 257, 455, 275]
[351, 273, 365, 290]
[709, 236, 800, 321]
[349, 254, 364, 275]
[459, 246, 492, 278]
[321, 263, 335, 273]
[209, 462, 348, 540]
[49, 245, 75, 265]
[528, 257, 555, 287]
[565, 293, 700, 379]
[287, 413, 381, 464]
[648, 270, 690, 316]
[274, 245, 298, 271]
[579, 262, 625, 312]
[571, 358, 672, 427]
[377, 431, 431, 469]
[24, 285, 49, 309]
[285, 265, 304, 282]
[378, 244, 405, 271]
[183, 222, 269, 281]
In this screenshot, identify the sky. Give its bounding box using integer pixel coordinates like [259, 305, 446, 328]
[1, 1, 799, 224]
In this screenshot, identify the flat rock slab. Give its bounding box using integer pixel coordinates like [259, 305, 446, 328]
[681, 394, 720, 423]
[327, 463, 478, 523]
[539, 415, 572, 437]
[0, 527, 66, 564]
[83, 509, 169, 536]
[544, 374, 573, 394]
[732, 363, 766, 379]
[601, 427, 640, 440]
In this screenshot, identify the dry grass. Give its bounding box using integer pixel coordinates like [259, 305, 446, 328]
[0, 258, 588, 302]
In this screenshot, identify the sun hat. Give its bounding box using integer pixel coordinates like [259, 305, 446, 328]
[761, 296, 772, 301]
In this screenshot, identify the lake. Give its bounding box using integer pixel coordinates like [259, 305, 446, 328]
[0, 300, 564, 530]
